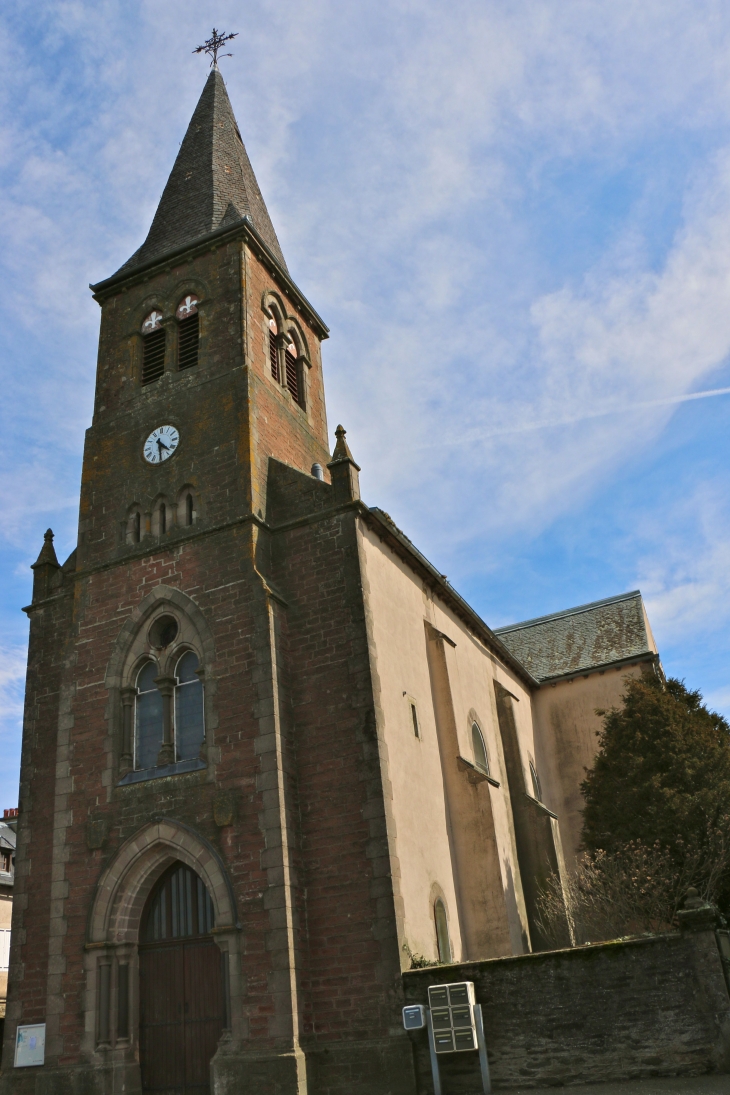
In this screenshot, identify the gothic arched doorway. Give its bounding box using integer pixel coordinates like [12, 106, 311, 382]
[139, 862, 226, 1093]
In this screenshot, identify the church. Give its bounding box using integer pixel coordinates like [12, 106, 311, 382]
[1, 62, 662, 1095]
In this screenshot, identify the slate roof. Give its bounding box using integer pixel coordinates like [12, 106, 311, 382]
[494, 591, 655, 682]
[0, 824, 14, 854]
[115, 67, 287, 276]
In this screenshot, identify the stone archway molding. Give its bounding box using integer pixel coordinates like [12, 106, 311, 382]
[88, 817, 239, 945]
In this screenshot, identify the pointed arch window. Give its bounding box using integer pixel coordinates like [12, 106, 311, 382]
[472, 722, 489, 775]
[135, 661, 164, 771]
[177, 294, 199, 371]
[175, 651, 205, 762]
[530, 761, 543, 803]
[141, 311, 166, 384]
[133, 653, 204, 772]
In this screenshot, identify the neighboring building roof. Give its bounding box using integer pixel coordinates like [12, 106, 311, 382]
[114, 67, 287, 276]
[0, 821, 15, 891]
[0, 822, 16, 853]
[494, 591, 656, 682]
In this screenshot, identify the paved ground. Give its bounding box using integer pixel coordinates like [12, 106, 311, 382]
[505, 1077, 729, 1095]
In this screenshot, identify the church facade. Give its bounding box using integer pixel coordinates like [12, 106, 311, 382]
[2, 68, 661, 1095]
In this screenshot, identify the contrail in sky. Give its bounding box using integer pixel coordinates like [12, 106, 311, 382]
[459, 384, 730, 442]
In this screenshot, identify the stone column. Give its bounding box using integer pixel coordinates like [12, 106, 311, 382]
[155, 677, 177, 766]
[120, 687, 135, 775]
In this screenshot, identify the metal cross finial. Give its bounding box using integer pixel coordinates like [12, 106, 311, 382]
[193, 28, 238, 67]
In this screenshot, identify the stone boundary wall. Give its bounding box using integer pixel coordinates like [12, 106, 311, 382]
[402, 928, 730, 1091]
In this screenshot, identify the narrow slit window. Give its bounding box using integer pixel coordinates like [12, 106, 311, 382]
[472, 722, 489, 774]
[410, 703, 420, 738]
[434, 899, 452, 963]
[134, 511, 141, 543]
[530, 761, 542, 802]
[186, 493, 194, 526]
[159, 504, 167, 534]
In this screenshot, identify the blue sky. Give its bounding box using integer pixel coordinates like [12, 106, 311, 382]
[3, 2, 730, 807]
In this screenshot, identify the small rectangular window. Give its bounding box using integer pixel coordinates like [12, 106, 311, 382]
[177, 313, 199, 370]
[142, 328, 166, 384]
[410, 703, 420, 738]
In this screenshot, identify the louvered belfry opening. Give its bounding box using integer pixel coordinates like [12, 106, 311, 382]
[285, 345, 302, 406]
[142, 328, 166, 385]
[269, 328, 279, 381]
[178, 313, 199, 370]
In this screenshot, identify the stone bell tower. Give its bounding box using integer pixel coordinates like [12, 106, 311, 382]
[2, 61, 414, 1095]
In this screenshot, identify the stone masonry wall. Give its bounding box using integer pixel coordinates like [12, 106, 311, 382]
[403, 930, 730, 1091]
[2, 581, 74, 1065]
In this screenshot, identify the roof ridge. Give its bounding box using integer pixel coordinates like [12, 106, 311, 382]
[494, 589, 643, 634]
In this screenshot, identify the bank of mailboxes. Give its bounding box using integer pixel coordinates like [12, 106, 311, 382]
[428, 981, 478, 1053]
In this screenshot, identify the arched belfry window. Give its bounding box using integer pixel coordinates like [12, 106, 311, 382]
[284, 336, 301, 406]
[472, 722, 489, 775]
[434, 898, 452, 963]
[176, 294, 199, 371]
[175, 651, 205, 761]
[268, 315, 279, 381]
[141, 310, 166, 384]
[136, 661, 163, 770]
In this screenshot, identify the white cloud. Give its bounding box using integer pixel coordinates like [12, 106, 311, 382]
[3, 0, 730, 706]
[639, 483, 730, 644]
[0, 642, 26, 810]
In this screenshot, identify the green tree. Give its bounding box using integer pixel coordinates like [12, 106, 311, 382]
[580, 671, 730, 913]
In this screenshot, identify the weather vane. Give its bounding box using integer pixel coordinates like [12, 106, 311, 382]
[193, 28, 238, 67]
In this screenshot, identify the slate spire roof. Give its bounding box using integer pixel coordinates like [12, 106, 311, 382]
[115, 67, 287, 275]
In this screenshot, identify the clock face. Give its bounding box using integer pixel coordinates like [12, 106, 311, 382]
[143, 425, 179, 464]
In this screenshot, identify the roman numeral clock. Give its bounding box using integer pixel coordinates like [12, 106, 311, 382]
[143, 425, 179, 464]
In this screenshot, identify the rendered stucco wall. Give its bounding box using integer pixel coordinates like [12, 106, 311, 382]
[533, 664, 649, 866]
[358, 524, 534, 964]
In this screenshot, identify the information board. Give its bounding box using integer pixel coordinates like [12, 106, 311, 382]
[14, 1023, 46, 1068]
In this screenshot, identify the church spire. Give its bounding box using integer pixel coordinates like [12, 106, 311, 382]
[116, 67, 287, 275]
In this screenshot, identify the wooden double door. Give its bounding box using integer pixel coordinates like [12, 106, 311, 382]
[139, 864, 226, 1094]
